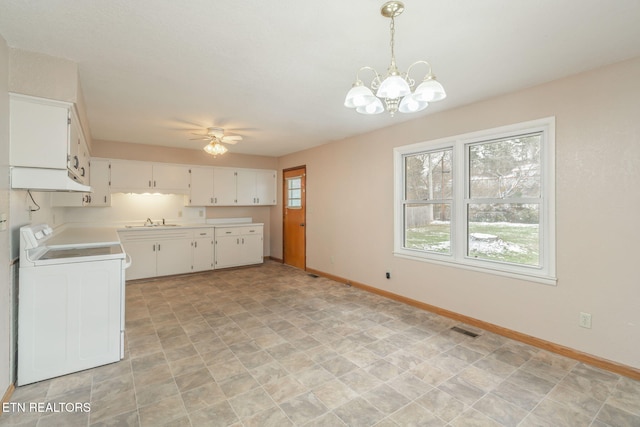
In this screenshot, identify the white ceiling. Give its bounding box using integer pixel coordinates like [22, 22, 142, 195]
[1, 1, 639, 157]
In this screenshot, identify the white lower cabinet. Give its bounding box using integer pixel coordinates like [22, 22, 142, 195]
[155, 238, 193, 277]
[192, 229, 214, 272]
[119, 228, 213, 280]
[119, 225, 262, 280]
[215, 225, 264, 269]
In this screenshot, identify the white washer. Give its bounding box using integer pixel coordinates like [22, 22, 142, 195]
[18, 224, 131, 386]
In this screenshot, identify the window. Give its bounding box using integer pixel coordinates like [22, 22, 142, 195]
[286, 177, 303, 209]
[394, 118, 556, 284]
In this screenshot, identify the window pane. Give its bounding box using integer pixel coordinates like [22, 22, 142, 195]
[467, 203, 539, 266]
[405, 149, 453, 200]
[290, 189, 301, 199]
[469, 134, 541, 199]
[404, 203, 451, 254]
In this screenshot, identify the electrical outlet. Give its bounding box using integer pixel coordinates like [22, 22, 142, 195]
[579, 312, 592, 329]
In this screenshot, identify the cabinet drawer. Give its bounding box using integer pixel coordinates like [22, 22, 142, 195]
[215, 228, 241, 237]
[242, 226, 263, 235]
[193, 229, 214, 238]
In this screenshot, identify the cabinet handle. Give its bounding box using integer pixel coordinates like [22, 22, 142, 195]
[242, 238, 245, 244]
[214, 197, 217, 204]
[73, 156, 79, 169]
[148, 180, 152, 187]
[237, 238, 239, 244]
[153, 244, 156, 251]
[80, 167, 85, 177]
[154, 180, 157, 187]
[104, 196, 107, 203]
[158, 244, 161, 251]
[195, 241, 198, 248]
[210, 197, 213, 204]
[199, 232, 206, 236]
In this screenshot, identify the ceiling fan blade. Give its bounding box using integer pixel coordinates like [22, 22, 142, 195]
[222, 135, 242, 142]
[222, 140, 238, 145]
[189, 136, 211, 141]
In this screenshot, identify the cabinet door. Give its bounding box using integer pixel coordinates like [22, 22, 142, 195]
[51, 192, 88, 207]
[214, 234, 241, 269]
[236, 170, 256, 205]
[152, 164, 190, 192]
[122, 241, 157, 280]
[192, 234, 214, 272]
[241, 233, 264, 265]
[213, 168, 237, 205]
[156, 238, 193, 277]
[88, 159, 111, 206]
[255, 170, 277, 205]
[111, 161, 153, 191]
[189, 167, 214, 206]
[10, 95, 70, 169]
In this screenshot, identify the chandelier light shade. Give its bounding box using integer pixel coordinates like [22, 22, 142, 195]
[203, 141, 228, 156]
[344, 1, 446, 116]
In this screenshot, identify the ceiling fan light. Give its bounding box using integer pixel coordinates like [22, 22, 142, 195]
[376, 75, 411, 99]
[398, 94, 428, 113]
[204, 142, 228, 156]
[413, 77, 446, 102]
[344, 84, 376, 108]
[355, 97, 384, 114]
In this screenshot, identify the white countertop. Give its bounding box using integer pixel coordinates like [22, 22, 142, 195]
[47, 227, 121, 247]
[116, 223, 262, 232]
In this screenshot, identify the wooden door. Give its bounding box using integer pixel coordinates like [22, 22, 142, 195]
[283, 166, 306, 270]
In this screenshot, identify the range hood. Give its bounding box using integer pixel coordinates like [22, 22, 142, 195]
[11, 167, 92, 192]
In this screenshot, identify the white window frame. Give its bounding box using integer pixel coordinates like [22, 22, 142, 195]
[394, 117, 556, 285]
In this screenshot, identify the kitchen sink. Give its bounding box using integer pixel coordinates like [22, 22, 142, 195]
[124, 224, 181, 228]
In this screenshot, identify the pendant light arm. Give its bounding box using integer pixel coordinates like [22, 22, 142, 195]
[406, 60, 434, 80]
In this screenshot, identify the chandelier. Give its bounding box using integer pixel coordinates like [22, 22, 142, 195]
[344, 1, 446, 116]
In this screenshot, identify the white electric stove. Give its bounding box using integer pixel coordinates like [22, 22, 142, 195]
[18, 224, 130, 385]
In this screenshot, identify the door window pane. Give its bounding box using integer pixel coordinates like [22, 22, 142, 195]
[287, 177, 302, 209]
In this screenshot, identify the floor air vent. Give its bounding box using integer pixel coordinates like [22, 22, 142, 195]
[450, 326, 480, 338]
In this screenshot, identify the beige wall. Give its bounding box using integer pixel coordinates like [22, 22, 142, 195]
[0, 34, 12, 396]
[275, 57, 640, 370]
[92, 139, 278, 170]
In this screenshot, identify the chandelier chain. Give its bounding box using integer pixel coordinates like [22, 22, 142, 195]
[389, 15, 396, 67]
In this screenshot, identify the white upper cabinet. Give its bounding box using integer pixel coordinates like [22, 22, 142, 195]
[255, 170, 277, 205]
[10, 94, 72, 170]
[213, 168, 238, 205]
[68, 117, 90, 184]
[153, 163, 191, 191]
[188, 166, 215, 206]
[110, 160, 190, 194]
[52, 158, 111, 207]
[110, 161, 153, 191]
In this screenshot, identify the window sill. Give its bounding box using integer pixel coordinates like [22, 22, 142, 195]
[393, 251, 557, 286]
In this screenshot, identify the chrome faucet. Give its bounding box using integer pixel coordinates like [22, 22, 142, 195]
[145, 218, 154, 226]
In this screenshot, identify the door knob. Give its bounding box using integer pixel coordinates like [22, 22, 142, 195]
[300, 223, 305, 227]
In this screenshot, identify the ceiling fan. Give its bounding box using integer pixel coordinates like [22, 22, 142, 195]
[190, 127, 243, 156]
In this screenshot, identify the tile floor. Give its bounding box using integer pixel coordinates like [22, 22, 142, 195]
[2, 261, 640, 426]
